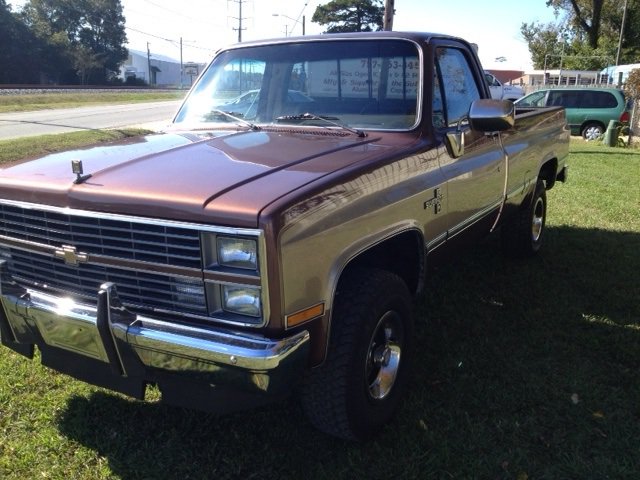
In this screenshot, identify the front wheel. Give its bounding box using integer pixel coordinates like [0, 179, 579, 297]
[301, 268, 414, 441]
[501, 179, 547, 257]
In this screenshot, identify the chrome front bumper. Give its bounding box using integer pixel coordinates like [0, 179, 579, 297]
[0, 264, 309, 405]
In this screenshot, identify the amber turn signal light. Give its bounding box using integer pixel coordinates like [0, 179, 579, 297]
[286, 303, 324, 328]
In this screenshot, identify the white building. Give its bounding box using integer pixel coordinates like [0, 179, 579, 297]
[521, 69, 603, 87]
[119, 49, 206, 88]
[600, 63, 640, 86]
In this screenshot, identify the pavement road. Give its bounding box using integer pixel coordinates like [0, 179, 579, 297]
[0, 100, 182, 140]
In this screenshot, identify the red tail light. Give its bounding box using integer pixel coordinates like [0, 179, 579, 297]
[620, 111, 630, 123]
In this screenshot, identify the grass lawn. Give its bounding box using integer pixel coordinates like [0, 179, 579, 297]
[0, 90, 185, 113]
[0, 140, 639, 479]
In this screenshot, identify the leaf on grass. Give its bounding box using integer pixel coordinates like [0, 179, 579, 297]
[571, 393, 579, 404]
[517, 473, 529, 480]
[419, 419, 428, 431]
[592, 411, 605, 418]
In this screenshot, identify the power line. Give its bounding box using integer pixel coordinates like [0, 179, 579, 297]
[137, 0, 225, 27]
[125, 26, 215, 55]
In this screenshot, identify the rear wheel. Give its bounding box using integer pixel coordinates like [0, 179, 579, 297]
[582, 122, 604, 141]
[501, 179, 547, 257]
[301, 268, 414, 440]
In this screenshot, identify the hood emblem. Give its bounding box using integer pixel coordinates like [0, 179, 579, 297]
[72, 160, 92, 184]
[54, 245, 88, 266]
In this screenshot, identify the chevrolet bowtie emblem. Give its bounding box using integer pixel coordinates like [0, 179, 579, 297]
[54, 245, 88, 266]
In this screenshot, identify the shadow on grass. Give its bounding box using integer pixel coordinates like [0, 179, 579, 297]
[56, 225, 640, 480]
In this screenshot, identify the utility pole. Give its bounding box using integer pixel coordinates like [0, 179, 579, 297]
[383, 0, 395, 31]
[180, 37, 184, 89]
[230, 0, 247, 42]
[146, 42, 152, 86]
[616, 0, 629, 65]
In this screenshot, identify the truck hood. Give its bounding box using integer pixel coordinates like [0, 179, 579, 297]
[0, 130, 394, 226]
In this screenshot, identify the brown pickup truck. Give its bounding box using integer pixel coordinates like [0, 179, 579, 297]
[0, 32, 568, 440]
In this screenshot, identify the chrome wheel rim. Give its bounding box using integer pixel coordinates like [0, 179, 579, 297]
[366, 311, 403, 400]
[532, 197, 545, 242]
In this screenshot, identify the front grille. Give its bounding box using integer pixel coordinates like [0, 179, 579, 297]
[0, 203, 206, 316]
[5, 248, 207, 316]
[0, 203, 201, 269]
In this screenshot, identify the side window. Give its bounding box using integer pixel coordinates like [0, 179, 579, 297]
[548, 91, 567, 107]
[433, 47, 481, 127]
[583, 92, 618, 108]
[518, 91, 546, 107]
[485, 73, 500, 87]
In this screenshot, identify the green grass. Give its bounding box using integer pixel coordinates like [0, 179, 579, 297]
[0, 129, 154, 164]
[1, 140, 639, 479]
[0, 91, 185, 113]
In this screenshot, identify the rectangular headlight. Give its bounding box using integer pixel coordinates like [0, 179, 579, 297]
[222, 285, 261, 317]
[217, 237, 257, 270]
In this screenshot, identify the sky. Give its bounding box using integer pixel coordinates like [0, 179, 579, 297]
[8, 0, 559, 71]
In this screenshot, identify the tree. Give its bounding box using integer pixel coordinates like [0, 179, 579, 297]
[547, 0, 604, 49]
[20, 0, 127, 84]
[312, 0, 384, 33]
[624, 68, 640, 146]
[521, 21, 569, 69]
[624, 68, 640, 99]
[522, 0, 639, 69]
[0, 1, 44, 83]
[72, 44, 104, 85]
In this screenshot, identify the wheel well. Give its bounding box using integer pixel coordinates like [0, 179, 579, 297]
[343, 230, 424, 296]
[539, 158, 558, 190]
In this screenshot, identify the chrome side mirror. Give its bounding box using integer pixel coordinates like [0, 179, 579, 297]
[468, 99, 515, 132]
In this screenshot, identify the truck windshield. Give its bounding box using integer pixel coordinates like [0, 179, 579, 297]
[174, 39, 421, 131]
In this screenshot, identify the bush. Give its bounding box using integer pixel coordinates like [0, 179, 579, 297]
[624, 69, 640, 100]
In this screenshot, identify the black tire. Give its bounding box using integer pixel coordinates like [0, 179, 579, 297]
[501, 179, 547, 257]
[301, 267, 414, 441]
[581, 122, 604, 141]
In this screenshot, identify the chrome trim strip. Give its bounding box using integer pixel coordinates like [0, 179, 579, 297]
[0, 235, 204, 279]
[0, 199, 263, 237]
[88, 254, 203, 279]
[0, 235, 55, 256]
[505, 183, 529, 202]
[448, 200, 502, 239]
[203, 270, 261, 286]
[426, 231, 447, 252]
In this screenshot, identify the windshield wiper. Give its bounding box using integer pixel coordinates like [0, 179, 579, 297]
[275, 112, 367, 138]
[207, 109, 261, 131]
